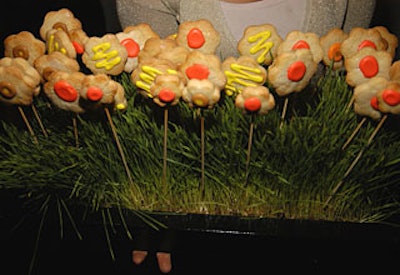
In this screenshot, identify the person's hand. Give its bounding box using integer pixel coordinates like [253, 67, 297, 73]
[132, 250, 172, 273]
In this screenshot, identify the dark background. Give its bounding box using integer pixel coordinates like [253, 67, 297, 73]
[1, 1, 400, 274]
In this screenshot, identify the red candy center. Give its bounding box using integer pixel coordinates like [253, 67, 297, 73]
[382, 89, 400, 106]
[287, 61, 306, 81]
[187, 28, 205, 49]
[72, 41, 84, 54]
[87, 86, 103, 102]
[358, 40, 377, 51]
[359, 56, 379, 78]
[370, 96, 379, 110]
[121, 38, 140, 57]
[244, 97, 262, 112]
[54, 80, 78, 102]
[291, 40, 310, 50]
[185, 64, 210, 80]
[158, 88, 176, 103]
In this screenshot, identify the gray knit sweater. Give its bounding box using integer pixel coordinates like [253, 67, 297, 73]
[116, 0, 376, 59]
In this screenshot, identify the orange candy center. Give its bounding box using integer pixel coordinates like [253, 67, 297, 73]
[187, 28, 205, 49]
[359, 56, 379, 78]
[185, 64, 210, 80]
[54, 80, 78, 102]
[328, 42, 343, 62]
[87, 86, 103, 101]
[121, 38, 140, 58]
[382, 89, 400, 106]
[158, 88, 176, 103]
[287, 61, 306, 82]
[244, 97, 262, 112]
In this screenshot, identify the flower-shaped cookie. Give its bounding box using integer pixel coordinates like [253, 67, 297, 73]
[267, 49, 318, 96]
[179, 50, 226, 90]
[39, 8, 83, 41]
[131, 58, 183, 97]
[389, 60, 400, 82]
[116, 23, 160, 73]
[82, 34, 128, 76]
[150, 74, 184, 107]
[182, 79, 221, 109]
[340, 27, 386, 60]
[0, 57, 41, 106]
[353, 76, 386, 120]
[45, 29, 77, 59]
[80, 74, 120, 111]
[222, 55, 268, 96]
[376, 81, 400, 115]
[235, 85, 275, 115]
[43, 71, 86, 113]
[138, 37, 189, 67]
[34, 51, 80, 83]
[175, 19, 221, 54]
[319, 28, 348, 71]
[4, 31, 46, 65]
[372, 26, 399, 59]
[344, 47, 392, 87]
[277, 30, 323, 64]
[237, 24, 283, 66]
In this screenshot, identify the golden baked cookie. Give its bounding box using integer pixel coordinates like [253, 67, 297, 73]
[234, 85, 275, 115]
[222, 55, 268, 96]
[131, 57, 183, 97]
[237, 23, 283, 66]
[267, 48, 318, 97]
[372, 26, 399, 59]
[113, 81, 128, 111]
[182, 78, 221, 109]
[149, 74, 185, 107]
[277, 30, 323, 64]
[376, 81, 400, 115]
[0, 57, 41, 106]
[43, 71, 86, 113]
[353, 76, 387, 120]
[4, 31, 46, 65]
[389, 60, 400, 82]
[82, 34, 128, 76]
[175, 19, 221, 54]
[80, 74, 119, 111]
[116, 23, 160, 73]
[179, 50, 226, 90]
[319, 28, 349, 71]
[340, 27, 386, 60]
[39, 8, 83, 41]
[45, 29, 77, 59]
[34, 51, 80, 83]
[138, 37, 189, 66]
[344, 47, 392, 87]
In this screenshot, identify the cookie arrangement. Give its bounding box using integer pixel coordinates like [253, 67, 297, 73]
[1, 8, 400, 223]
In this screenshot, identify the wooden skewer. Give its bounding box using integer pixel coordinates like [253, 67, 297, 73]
[323, 114, 388, 208]
[162, 108, 169, 192]
[199, 111, 205, 198]
[341, 117, 367, 150]
[280, 97, 289, 129]
[244, 117, 255, 185]
[72, 114, 79, 148]
[18, 106, 38, 144]
[31, 104, 48, 138]
[104, 107, 134, 186]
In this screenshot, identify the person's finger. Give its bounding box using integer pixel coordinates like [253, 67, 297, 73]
[156, 252, 172, 273]
[132, 250, 148, 265]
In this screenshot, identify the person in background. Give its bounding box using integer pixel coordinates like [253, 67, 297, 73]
[116, 0, 376, 60]
[114, 0, 377, 273]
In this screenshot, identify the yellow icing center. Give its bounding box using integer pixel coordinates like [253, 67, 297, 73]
[224, 63, 264, 96]
[247, 30, 274, 64]
[91, 42, 121, 71]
